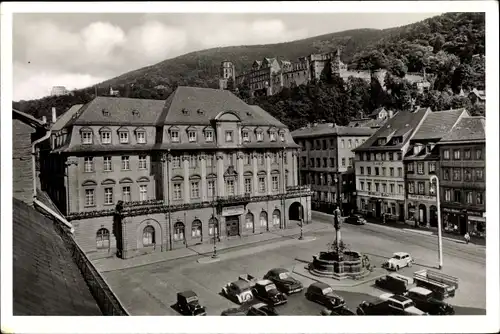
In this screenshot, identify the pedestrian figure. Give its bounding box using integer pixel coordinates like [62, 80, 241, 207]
[464, 232, 470, 244]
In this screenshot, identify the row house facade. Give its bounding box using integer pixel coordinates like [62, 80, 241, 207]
[39, 87, 312, 260]
[435, 116, 486, 238]
[353, 108, 431, 221]
[291, 123, 375, 214]
[403, 109, 468, 228]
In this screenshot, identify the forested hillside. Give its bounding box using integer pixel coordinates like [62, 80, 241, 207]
[13, 12, 485, 127]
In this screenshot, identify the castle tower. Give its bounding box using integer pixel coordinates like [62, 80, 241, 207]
[219, 61, 236, 90]
[331, 47, 342, 74]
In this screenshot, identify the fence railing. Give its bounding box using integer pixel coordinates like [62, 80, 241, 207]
[53, 221, 129, 316]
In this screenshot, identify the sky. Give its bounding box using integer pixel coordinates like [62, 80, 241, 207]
[12, 12, 442, 101]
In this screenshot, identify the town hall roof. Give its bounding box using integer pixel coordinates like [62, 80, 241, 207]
[291, 123, 375, 139]
[411, 108, 468, 141]
[438, 116, 485, 144]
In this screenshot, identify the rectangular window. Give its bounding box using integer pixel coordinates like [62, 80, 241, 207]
[270, 132, 276, 142]
[382, 167, 386, 176]
[279, 132, 285, 142]
[171, 130, 179, 143]
[173, 183, 182, 200]
[367, 167, 371, 175]
[122, 186, 131, 202]
[137, 131, 146, 144]
[84, 157, 94, 172]
[188, 131, 197, 142]
[310, 158, 314, 167]
[205, 130, 214, 142]
[259, 154, 265, 165]
[208, 180, 215, 197]
[272, 153, 279, 164]
[245, 154, 251, 165]
[407, 163, 414, 172]
[245, 178, 252, 194]
[445, 189, 451, 201]
[85, 189, 95, 207]
[190, 181, 200, 199]
[272, 176, 279, 191]
[476, 149, 482, 160]
[226, 179, 235, 195]
[258, 176, 266, 193]
[466, 191, 473, 204]
[464, 149, 471, 160]
[443, 149, 450, 160]
[464, 168, 472, 181]
[429, 162, 436, 173]
[398, 185, 404, 194]
[390, 167, 394, 177]
[348, 158, 353, 167]
[360, 182, 364, 191]
[121, 156, 130, 170]
[453, 168, 461, 181]
[342, 158, 346, 167]
[138, 155, 147, 169]
[225, 131, 234, 142]
[119, 131, 129, 144]
[190, 155, 197, 168]
[367, 182, 371, 191]
[283, 152, 288, 164]
[454, 190, 461, 203]
[443, 168, 450, 180]
[139, 185, 148, 201]
[475, 168, 484, 181]
[323, 158, 327, 167]
[172, 156, 181, 168]
[418, 182, 425, 195]
[389, 152, 393, 161]
[101, 131, 111, 144]
[408, 182, 414, 194]
[397, 153, 402, 160]
[417, 162, 424, 174]
[382, 183, 387, 193]
[348, 140, 352, 148]
[257, 132, 263, 141]
[375, 167, 379, 176]
[341, 140, 345, 149]
[103, 156, 112, 172]
[242, 131, 250, 142]
[104, 187, 114, 205]
[398, 168, 402, 177]
[477, 192, 483, 205]
[360, 167, 364, 175]
[375, 183, 379, 192]
[390, 184, 395, 193]
[453, 149, 461, 160]
[82, 131, 93, 144]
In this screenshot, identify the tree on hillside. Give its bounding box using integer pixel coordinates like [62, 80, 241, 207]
[320, 60, 334, 84]
[388, 58, 408, 78]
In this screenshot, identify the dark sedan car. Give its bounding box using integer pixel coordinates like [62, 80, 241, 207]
[251, 280, 288, 306]
[263, 268, 303, 294]
[345, 214, 366, 225]
[321, 306, 356, 316]
[375, 273, 411, 295]
[246, 302, 279, 316]
[405, 287, 455, 315]
[305, 282, 346, 310]
[175, 290, 207, 316]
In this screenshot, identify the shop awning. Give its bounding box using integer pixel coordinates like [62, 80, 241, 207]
[468, 216, 486, 223]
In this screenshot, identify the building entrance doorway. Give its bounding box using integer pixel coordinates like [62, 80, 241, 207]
[399, 204, 405, 221]
[459, 213, 467, 235]
[226, 215, 240, 237]
[375, 201, 381, 218]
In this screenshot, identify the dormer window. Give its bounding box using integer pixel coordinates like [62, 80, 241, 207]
[378, 138, 386, 146]
[188, 130, 197, 143]
[205, 130, 213, 142]
[102, 109, 110, 116]
[136, 130, 146, 144]
[181, 108, 189, 115]
[270, 132, 276, 142]
[171, 130, 179, 143]
[225, 131, 234, 142]
[242, 131, 250, 142]
[197, 109, 204, 115]
[132, 109, 139, 117]
[119, 130, 129, 144]
[279, 131, 285, 142]
[256, 130, 263, 142]
[81, 130, 93, 145]
[100, 130, 111, 144]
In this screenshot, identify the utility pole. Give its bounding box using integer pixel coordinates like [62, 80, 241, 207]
[430, 175, 443, 269]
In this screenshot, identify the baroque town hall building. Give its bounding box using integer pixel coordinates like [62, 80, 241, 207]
[39, 87, 312, 259]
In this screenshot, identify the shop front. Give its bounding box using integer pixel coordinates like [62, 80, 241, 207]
[441, 207, 467, 235]
[221, 205, 245, 237]
[467, 211, 486, 239]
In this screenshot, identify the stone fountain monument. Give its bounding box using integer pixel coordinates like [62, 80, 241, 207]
[309, 206, 368, 280]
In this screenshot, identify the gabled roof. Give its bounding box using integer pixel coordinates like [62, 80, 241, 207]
[291, 123, 376, 139]
[13, 198, 101, 315]
[12, 109, 47, 129]
[411, 108, 468, 141]
[470, 88, 485, 100]
[354, 109, 429, 152]
[157, 86, 285, 127]
[438, 116, 485, 144]
[51, 104, 83, 131]
[369, 107, 386, 117]
[72, 96, 165, 125]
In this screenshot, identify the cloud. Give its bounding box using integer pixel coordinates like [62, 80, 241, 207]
[81, 22, 126, 58]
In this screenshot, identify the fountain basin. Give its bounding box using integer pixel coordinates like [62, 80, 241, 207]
[309, 250, 368, 280]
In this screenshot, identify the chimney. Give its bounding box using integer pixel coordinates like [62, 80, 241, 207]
[41, 116, 47, 124]
[51, 107, 57, 123]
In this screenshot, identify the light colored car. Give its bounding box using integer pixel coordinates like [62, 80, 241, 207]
[384, 252, 414, 271]
[221, 279, 254, 304]
[379, 293, 428, 315]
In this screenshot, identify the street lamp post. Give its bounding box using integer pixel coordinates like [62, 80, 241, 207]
[298, 150, 304, 240]
[430, 175, 443, 269]
[211, 152, 218, 259]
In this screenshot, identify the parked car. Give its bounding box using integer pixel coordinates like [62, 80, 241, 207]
[221, 279, 254, 304]
[220, 307, 246, 316]
[246, 302, 279, 316]
[320, 306, 356, 316]
[379, 293, 428, 315]
[305, 282, 346, 310]
[251, 279, 288, 306]
[238, 274, 258, 288]
[375, 273, 413, 295]
[175, 290, 207, 316]
[382, 252, 414, 271]
[263, 268, 303, 294]
[345, 214, 366, 225]
[405, 287, 455, 315]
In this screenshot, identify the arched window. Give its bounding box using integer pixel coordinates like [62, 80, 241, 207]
[192, 220, 202, 238]
[209, 218, 219, 236]
[143, 225, 155, 246]
[245, 212, 254, 230]
[260, 211, 268, 227]
[174, 222, 185, 241]
[273, 209, 281, 226]
[96, 228, 110, 249]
